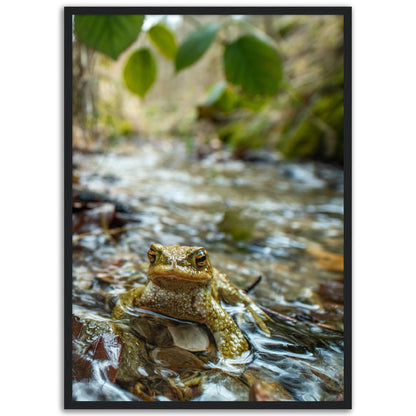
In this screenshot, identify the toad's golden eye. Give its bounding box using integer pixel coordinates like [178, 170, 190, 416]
[147, 249, 156, 264]
[195, 249, 207, 268]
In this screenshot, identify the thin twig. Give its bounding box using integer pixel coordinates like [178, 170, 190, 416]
[244, 275, 263, 293]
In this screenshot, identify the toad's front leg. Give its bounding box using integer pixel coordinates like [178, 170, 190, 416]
[203, 299, 249, 358]
[216, 271, 271, 336]
[111, 285, 145, 320]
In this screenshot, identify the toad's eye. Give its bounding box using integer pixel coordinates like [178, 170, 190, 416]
[195, 249, 207, 268]
[148, 249, 157, 264]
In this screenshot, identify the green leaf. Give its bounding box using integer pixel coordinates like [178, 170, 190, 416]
[239, 95, 269, 112]
[147, 24, 177, 60]
[123, 48, 157, 98]
[206, 81, 226, 105]
[216, 87, 239, 113]
[175, 23, 220, 72]
[205, 82, 239, 113]
[74, 15, 144, 60]
[224, 35, 283, 96]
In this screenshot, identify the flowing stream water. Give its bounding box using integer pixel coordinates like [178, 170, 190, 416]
[72, 138, 345, 402]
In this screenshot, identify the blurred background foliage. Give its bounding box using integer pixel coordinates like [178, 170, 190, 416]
[72, 14, 344, 165]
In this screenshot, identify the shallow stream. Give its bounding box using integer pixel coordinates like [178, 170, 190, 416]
[72, 138, 345, 402]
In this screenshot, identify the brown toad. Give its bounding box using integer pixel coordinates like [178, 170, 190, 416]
[112, 244, 270, 358]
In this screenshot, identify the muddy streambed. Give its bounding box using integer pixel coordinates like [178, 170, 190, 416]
[72, 138, 345, 402]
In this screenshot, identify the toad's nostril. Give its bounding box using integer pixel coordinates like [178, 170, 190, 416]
[166, 257, 176, 268]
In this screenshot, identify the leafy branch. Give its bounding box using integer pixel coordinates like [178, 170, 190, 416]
[73, 15, 283, 99]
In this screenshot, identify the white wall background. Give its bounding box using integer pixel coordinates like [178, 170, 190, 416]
[1, 0, 415, 414]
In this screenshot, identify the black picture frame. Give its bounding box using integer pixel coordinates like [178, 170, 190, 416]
[65, 6, 351, 409]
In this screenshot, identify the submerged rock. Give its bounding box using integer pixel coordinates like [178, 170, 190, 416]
[244, 369, 294, 401]
[112, 326, 151, 385]
[248, 381, 294, 401]
[72, 315, 123, 383]
[195, 371, 250, 401]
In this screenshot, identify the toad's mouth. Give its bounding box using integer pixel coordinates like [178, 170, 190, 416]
[148, 270, 211, 283]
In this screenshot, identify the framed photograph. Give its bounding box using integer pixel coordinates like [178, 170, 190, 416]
[65, 7, 351, 409]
